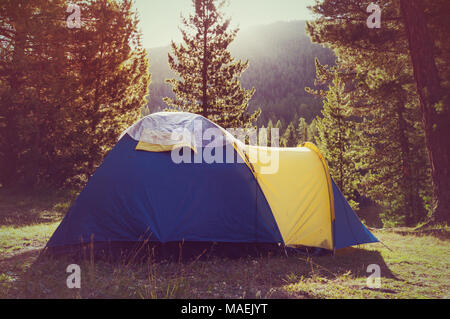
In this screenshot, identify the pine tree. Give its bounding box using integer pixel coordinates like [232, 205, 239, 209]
[275, 120, 283, 132]
[70, 0, 150, 178]
[315, 72, 363, 210]
[164, 0, 259, 128]
[308, 118, 320, 144]
[266, 119, 274, 146]
[258, 125, 266, 146]
[281, 121, 298, 147]
[309, 55, 430, 225]
[357, 69, 430, 225]
[297, 117, 309, 145]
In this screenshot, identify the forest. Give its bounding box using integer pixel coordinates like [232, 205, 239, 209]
[0, 0, 449, 229]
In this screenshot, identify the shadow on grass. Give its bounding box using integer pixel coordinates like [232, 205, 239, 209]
[322, 246, 397, 280]
[0, 188, 77, 226]
[398, 227, 450, 241]
[1, 242, 398, 298]
[357, 204, 384, 228]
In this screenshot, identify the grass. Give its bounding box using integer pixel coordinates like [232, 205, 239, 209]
[0, 189, 449, 299]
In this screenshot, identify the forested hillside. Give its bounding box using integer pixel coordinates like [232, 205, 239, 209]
[145, 20, 335, 126]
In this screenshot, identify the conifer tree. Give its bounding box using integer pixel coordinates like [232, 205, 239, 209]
[297, 117, 309, 145]
[357, 68, 430, 225]
[309, 55, 430, 224]
[258, 125, 266, 146]
[164, 0, 259, 128]
[307, 118, 320, 144]
[266, 119, 274, 146]
[315, 72, 363, 209]
[275, 120, 283, 132]
[281, 121, 297, 147]
[70, 0, 150, 177]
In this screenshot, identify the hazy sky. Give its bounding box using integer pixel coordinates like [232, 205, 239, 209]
[134, 0, 316, 48]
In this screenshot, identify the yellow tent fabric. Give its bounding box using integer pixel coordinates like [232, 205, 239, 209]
[136, 140, 197, 153]
[303, 142, 335, 221]
[135, 127, 198, 153]
[244, 144, 334, 249]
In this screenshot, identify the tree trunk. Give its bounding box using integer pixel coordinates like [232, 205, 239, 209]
[2, 19, 26, 188]
[400, 0, 450, 224]
[201, 21, 208, 118]
[395, 99, 424, 225]
[2, 114, 19, 188]
[200, 1, 209, 118]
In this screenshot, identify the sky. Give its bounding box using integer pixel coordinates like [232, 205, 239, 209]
[134, 0, 316, 48]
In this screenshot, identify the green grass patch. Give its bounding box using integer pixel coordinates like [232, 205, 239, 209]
[0, 222, 59, 256]
[0, 188, 76, 226]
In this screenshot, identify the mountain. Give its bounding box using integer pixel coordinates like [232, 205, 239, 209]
[145, 20, 335, 126]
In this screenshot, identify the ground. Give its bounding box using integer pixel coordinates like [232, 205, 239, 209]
[0, 189, 449, 299]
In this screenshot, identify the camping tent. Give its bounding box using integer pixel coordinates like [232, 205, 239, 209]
[46, 112, 377, 256]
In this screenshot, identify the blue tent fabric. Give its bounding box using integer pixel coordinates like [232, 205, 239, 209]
[46, 134, 283, 248]
[331, 178, 379, 249]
